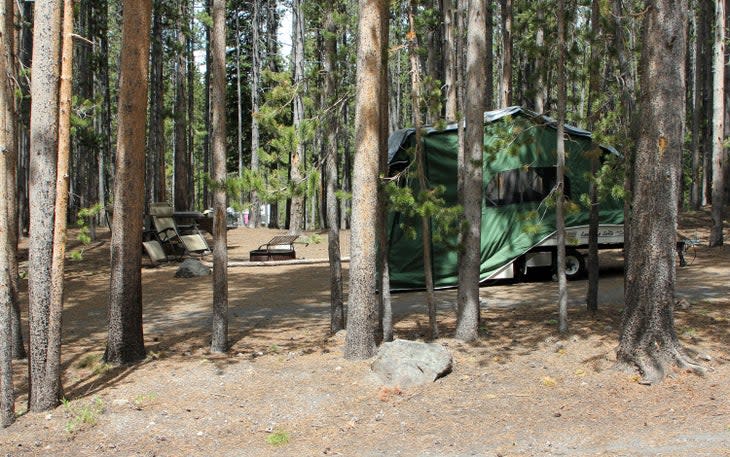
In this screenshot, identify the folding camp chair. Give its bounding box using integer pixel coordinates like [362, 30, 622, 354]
[147, 202, 210, 259]
[249, 234, 301, 261]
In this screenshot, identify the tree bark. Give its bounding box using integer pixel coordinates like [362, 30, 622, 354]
[709, 0, 725, 247]
[323, 5, 345, 334]
[174, 3, 190, 211]
[407, 2, 438, 339]
[147, 0, 165, 205]
[0, 0, 16, 426]
[456, 0, 486, 342]
[210, 0, 228, 353]
[27, 0, 63, 412]
[690, 3, 708, 210]
[289, 0, 306, 234]
[586, 0, 602, 314]
[555, 0, 568, 334]
[485, 0, 494, 109]
[45, 0, 73, 407]
[17, 1, 32, 239]
[250, 0, 262, 228]
[499, 0, 512, 108]
[235, 10, 244, 221]
[534, 6, 545, 113]
[104, 0, 152, 366]
[345, 0, 388, 360]
[3, 0, 24, 360]
[616, 0, 700, 384]
[613, 0, 636, 271]
[443, 0, 457, 121]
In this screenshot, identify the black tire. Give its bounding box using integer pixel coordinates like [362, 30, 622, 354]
[564, 249, 585, 280]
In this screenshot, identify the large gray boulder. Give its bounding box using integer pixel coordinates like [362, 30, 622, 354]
[371, 339, 452, 387]
[175, 258, 211, 278]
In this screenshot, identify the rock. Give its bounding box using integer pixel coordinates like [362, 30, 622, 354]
[676, 298, 691, 310]
[175, 259, 211, 278]
[371, 339, 452, 387]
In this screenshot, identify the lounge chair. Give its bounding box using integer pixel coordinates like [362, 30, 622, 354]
[249, 235, 301, 261]
[148, 202, 210, 259]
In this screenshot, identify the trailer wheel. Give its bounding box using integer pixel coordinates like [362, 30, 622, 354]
[564, 250, 585, 279]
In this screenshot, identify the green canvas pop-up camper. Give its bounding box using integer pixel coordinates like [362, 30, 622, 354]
[386, 106, 625, 291]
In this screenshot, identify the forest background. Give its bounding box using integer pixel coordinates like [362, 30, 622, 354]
[0, 0, 727, 437]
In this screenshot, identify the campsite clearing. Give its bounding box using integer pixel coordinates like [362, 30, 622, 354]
[1, 209, 729, 456]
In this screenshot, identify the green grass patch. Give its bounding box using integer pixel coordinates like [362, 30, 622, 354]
[266, 430, 290, 446]
[62, 397, 105, 433]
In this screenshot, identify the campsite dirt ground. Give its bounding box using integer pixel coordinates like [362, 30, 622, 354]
[1, 209, 729, 456]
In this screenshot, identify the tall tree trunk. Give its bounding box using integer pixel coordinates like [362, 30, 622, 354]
[235, 11, 244, 220]
[499, 0, 512, 107]
[46, 0, 74, 399]
[0, 0, 16, 426]
[203, 0, 211, 209]
[616, 0, 701, 384]
[104, 0, 152, 366]
[147, 0, 165, 205]
[534, 6, 545, 113]
[186, 1, 195, 207]
[710, 0, 725, 246]
[555, 0, 568, 334]
[250, 0, 262, 228]
[613, 0, 636, 269]
[210, 0, 228, 353]
[17, 1, 32, 238]
[344, 0, 388, 360]
[323, 4, 344, 333]
[443, 0, 457, 121]
[174, 4, 190, 211]
[289, 0, 306, 234]
[407, 2, 438, 339]
[586, 0, 602, 314]
[485, 0, 494, 109]
[377, 0, 390, 343]
[456, 0, 486, 342]
[4, 0, 24, 360]
[690, 1, 709, 209]
[96, 0, 112, 216]
[27, 0, 63, 412]
[703, 3, 714, 206]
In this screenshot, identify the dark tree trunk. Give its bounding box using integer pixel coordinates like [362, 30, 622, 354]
[17, 1, 32, 238]
[174, 3, 191, 211]
[4, 0, 25, 360]
[250, 0, 262, 228]
[203, 0, 211, 209]
[616, 0, 701, 384]
[210, 0, 228, 353]
[709, 0, 725, 247]
[289, 0, 306, 234]
[147, 0, 166, 205]
[27, 0, 63, 412]
[104, 0, 152, 366]
[1, 0, 17, 426]
[485, 1, 493, 109]
[555, 0, 568, 334]
[586, 0, 602, 314]
[407, 1, 438, 339]
[690, 1, 709, 209]
[96, 0, 112, 216]
[613, 0, 636, 269]
[456, 0, 486, 342]
[499, 0, 512, 107]
[323, 5, 344, 333]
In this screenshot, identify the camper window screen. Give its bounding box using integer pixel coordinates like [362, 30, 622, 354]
[485, 167, 569, 206]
